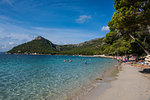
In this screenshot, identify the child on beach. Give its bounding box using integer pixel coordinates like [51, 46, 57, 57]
[117, 57, 119, 63]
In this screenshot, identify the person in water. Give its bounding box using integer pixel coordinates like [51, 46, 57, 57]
[69, 60, 71, 63]
[85, 59, 87, 64]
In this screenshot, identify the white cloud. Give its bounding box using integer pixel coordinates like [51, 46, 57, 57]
[8, 42, 14, 45]
[76, 15, 91, 23]
[0, 22, 35, 51]
[101, 26, 109, 31]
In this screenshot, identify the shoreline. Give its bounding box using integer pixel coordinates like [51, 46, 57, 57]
[81, 63, 150, 100]
[5, 53, 116, 59]
[4, 52, 115, 57]
[69, 62, 120, 100]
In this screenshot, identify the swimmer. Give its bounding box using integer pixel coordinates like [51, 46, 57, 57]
[69, 60, 71, 63]
[85, 59, 87, 64]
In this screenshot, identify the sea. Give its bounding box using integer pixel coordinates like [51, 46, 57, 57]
[0, 53, 116, 100]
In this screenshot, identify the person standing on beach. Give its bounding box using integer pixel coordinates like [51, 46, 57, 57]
[117, 57, 119, 63]
[119, 57, 122, 63]
[123, 56, 126, 63]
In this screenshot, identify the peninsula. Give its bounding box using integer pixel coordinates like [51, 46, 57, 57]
[7, 36, 104, 55]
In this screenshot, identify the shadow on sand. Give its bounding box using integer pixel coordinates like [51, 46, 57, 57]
[139, 68, 150, 74]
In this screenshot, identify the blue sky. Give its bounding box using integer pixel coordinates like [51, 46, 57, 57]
[0, 0, 115, 51]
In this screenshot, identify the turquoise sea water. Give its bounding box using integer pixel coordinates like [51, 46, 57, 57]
[0, 54, 116, 100]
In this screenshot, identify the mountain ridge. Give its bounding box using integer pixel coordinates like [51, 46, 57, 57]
[7, 36, 104, 55]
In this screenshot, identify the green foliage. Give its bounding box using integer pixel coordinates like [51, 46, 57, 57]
[110, 0, 150, 34]
[101, 38, 132, 56]
[59, 38, 104, 55]
[104, 31, 119, 44]
[104, 0, 150, 56]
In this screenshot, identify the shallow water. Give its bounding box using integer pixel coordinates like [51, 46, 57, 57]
[0, 54, 116, 100]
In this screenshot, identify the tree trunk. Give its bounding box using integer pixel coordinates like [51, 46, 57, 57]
[129, 34, 150, 55]
[147, 25, 150, 34]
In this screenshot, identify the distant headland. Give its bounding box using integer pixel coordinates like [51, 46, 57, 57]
[7, 36, 104, 55]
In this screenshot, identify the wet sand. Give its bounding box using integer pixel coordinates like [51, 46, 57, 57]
[81, 63, 150, 100]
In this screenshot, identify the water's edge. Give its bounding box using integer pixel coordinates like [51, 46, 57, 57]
[70, 62, 120, 100]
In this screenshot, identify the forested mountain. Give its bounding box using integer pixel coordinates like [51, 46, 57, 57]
[7, 36, 105, 55]
[58, 38, 104, 55]
[7, 36, 57, 54]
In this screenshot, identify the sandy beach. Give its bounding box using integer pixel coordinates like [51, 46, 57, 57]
[81, 63, 150, 100]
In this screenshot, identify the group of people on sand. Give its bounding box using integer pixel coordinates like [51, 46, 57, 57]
[116, 55, 150, 67]
[116, 56, 128, 63]
[116, 56, 142, 64]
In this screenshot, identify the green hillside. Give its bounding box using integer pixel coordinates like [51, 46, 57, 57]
[7, 36, 58, 54]
[7, 36, 105, 55]
[59, 38, 104, 55]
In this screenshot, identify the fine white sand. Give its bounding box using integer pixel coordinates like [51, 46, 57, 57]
[82, 64, 150, 100]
